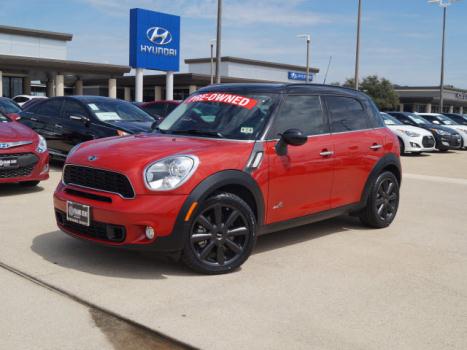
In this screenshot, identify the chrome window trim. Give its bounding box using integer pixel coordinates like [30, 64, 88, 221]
[62, 163, 136, 199]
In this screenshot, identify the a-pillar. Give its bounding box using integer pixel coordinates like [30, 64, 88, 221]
[154, 86, 162, 100]
[426, 103, 432, 113]
[74, 79, 83, 95]
[189, 85, 197, 94]
[166, 71, 174, 101]
[0, 71, 3, 97]
[55, 74, 64, 97]
[23, 76, 31, 95]
[449, 106, 454, 113]
[108, 78, 117, 98]
[124, 87, 131, 101]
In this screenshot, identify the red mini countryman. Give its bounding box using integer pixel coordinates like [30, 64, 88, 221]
[0, 113, 49, 186]
[54, 84, 401, 274]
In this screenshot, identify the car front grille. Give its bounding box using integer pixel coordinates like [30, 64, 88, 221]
[422, 136, 435, 148]
[63, 165, 135, 199]
[55, 210, 126, 243]
[451, 136, 462, 147]
[0, 153, 38, 178]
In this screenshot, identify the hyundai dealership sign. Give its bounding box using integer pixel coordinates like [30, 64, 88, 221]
[129, 8, 180, 71]
[288, 71, 314, 82]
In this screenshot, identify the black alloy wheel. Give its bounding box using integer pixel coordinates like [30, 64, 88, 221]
[359, 171, 400, 228]
[182, 193, 256, 274]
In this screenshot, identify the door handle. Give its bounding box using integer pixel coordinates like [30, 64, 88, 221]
[30, 117, 38, 121]
[55, 124, 63, 128]
[370, 144, 383, 150]
[320, 150, 334, 157]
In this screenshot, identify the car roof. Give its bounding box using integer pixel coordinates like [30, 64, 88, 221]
[198, 83, 369, 99]
[49, 96, 124, 103]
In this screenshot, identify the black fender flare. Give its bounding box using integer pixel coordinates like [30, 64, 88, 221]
[139, 170, 265, 252]
[360, 153, 402, 206]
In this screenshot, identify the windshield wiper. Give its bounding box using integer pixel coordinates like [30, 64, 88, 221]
[168, 129, 225, 138]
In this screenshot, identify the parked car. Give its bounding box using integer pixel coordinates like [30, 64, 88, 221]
[0, 112, 49, 186]
[442, 113, 467, 126]
[22, 97, 48, 111]
[387, 112, 462, 152]
[12, 95, 47, 107]
[136, 100, 181, 123]
[54, 84, 401, 274]
[418, 113, 467, 149]
[0, 97, 22, 120]
[19, 96, 155, 159]
[380, 112, 435, 154]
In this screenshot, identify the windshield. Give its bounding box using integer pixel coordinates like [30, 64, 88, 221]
[0, 99, 21, 114]
[87, 100, 154, 122]
[381, 112, 402, 125]
[444, 114, 467, 125]
[158, 92, 278, 140]
[407, 114, 431, 125]
[436, 115, 457, 125]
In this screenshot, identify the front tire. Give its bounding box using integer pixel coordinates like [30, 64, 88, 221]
[182, 193, 257, 274]
[359, 171, 399, 228]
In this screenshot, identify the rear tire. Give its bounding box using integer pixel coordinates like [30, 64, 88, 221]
[182, 193, 257, 274]
[359, 171, 399, 228]
[19, 181, 40, 187]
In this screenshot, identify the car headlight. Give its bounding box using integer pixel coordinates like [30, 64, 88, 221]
[458, 128, 467, 134]
[36, 135, 47, 153]
[144, 155, 199, 191]
[399, 130, 420, 137]
[432, 128, 450, 136]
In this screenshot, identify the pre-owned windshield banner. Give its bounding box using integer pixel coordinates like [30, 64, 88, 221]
[185, 93, 258, 110]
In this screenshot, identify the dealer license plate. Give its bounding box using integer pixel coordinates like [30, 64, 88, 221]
[0, 158, 18, 168]
[66, 201, 91, 226]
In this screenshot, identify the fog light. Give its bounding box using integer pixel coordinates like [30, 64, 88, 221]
[145, 226, 155, 240]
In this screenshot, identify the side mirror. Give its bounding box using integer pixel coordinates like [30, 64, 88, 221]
[70, 115, 90, 125]
[433, 120, 441, 125]
[275, 128, 307, 156]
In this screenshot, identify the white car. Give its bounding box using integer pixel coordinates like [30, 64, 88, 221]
[418, 113, 467, 149]
[380, 112, 436, 154]
[12, 95, 46, 107]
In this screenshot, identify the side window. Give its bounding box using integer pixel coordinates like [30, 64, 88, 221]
[326, 96, 369, 133]
[62, 100, 89, 119]
[144, 104, 166, 117]
[270, 95, 328, 137]
[35, 99, 63, 117]
[363, 98, 385, 128]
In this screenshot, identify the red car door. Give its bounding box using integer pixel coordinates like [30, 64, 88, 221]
[265, 95, 335, 224]
[324, 95, 385, 208]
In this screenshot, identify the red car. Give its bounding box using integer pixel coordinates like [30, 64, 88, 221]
[0, 113, 49, 186]
[54, 84, 401, 274]
[136, 100, 181, 123]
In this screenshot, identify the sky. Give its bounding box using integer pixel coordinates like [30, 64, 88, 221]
[1, 0, 466, 87]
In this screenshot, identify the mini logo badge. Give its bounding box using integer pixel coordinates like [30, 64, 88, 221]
[0, 143, 8, 149]
[88, 155, 97, 161]
[146, 27, 172, 45]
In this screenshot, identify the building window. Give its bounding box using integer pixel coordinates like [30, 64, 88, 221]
[2, 76, 23, 98]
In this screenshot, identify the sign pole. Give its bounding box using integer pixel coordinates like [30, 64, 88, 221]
[135, 68, 144, 102]
[215, 0, 223, 84]
[166, 71, 174, 101]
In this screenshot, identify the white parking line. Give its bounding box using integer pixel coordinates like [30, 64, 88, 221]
[405, 173, 467, 186]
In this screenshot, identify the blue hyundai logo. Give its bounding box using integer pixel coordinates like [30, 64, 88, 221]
[146, 27, 172, 45]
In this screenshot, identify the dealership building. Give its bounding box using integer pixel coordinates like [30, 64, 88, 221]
[0, 24, 319, 101]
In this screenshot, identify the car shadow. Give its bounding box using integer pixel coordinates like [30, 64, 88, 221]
[0, 183, 44, 196]
[31, 215, 366, 278]
[402, 153, 430, 157]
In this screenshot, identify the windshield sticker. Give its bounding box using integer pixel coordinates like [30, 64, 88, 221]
[95, 112, 121, 121]
[88, 103, 99, 111]
[240, 127, 254, 134]
[185, 93, 258, 110]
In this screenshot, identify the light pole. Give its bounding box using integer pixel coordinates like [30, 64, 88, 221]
[428, 0, 461, 113]
[210, 39, 216, 85]
[215, 0, 223, 84]
[297, 34, 311, 83]
[354, 0, 362, 90]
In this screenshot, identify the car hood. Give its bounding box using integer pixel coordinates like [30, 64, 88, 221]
[387, 125, 432, 136]
[103, 120, 154, 133]
[67, 133, 255, 194]
[418, 123, 458, 134]
[0, 120, 38, 142]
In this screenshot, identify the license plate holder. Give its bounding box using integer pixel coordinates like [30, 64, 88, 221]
[66, 201, 91, 227]
[0, 158, 18, 168]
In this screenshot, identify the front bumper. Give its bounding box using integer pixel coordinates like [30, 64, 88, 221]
[434, 134, 462, 150]
[0, 152, 49, 183]
[403, 135, 436, 153]
[53, 182, 188, 250]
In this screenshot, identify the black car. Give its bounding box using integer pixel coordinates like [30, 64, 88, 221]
[387, 112, 462, 151]
[19, 96, 155, 159]
[442, 113, 467, 126]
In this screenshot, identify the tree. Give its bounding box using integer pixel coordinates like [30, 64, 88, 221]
[343, 75, 399, 111]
